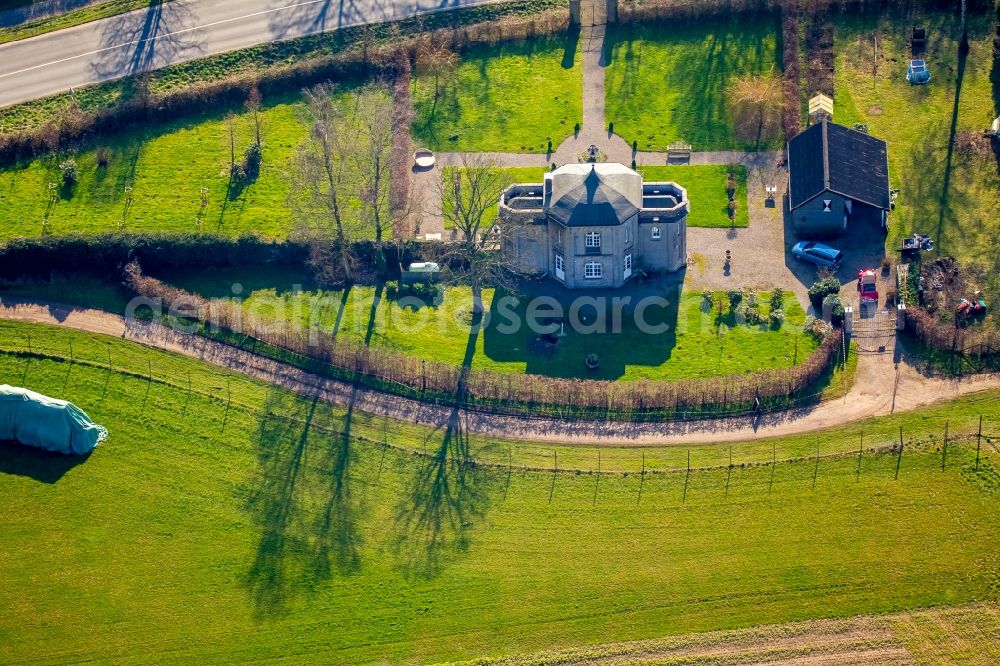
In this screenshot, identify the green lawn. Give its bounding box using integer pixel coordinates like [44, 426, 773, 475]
[160, 271, 818, 381]
[0, 86, 388, 241]
[0, 321, 998, 663]
[639, 164, 749, 228]
[411, 35, 583, 152]
[605, 16, 782, 151]
[833, 7, 1000, 291]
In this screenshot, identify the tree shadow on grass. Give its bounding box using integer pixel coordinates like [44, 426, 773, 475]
[934, 36, 969, 248]
[0, 439, 91, 484]
[243, 388, 364, 617]
[391, 314, 489, 579]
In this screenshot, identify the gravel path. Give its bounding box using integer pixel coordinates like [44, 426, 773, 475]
[2, 296, 998, 447]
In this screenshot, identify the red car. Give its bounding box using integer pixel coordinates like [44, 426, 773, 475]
[857, 269, 879, 302]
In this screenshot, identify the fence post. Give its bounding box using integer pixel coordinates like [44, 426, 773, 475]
[637, 451, 645, 506]
[856, 432, 863, 482]
[768, 443, 775, 494]
[504, 446, 512, 501]
[895, 426, 904, 480]
[976, 415, 982, 470]
[683, 449, 690, 503]
[725, 446, 732, 498]
[548, 450, 557, 505]
[942, 420, 948, 470]
[593, 450, 600, 507]
[812, 440, 820, 490]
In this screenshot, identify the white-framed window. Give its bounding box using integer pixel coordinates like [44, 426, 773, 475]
[623, 253, 633, 279]
[651, 226, 661, 240]
[624, 226, 630, 244]
[584, 262, 602, 279]
[554, 252, 565, 280]
[585, 232, 601, 248]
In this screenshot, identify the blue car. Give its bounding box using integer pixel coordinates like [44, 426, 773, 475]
[792, 241, 844, 270]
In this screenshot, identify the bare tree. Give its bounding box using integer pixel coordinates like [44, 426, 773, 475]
[436, 156, 516, 316]
[729, 72, 784, 146]
[351, 85, 395, 275]
[291, 84, 359, 285]
[246, 85, 264, 147]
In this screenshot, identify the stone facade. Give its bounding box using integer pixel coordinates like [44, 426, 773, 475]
[499, 163, 688, 289]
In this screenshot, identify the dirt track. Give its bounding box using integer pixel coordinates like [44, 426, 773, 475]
[2, 296, 998, 446]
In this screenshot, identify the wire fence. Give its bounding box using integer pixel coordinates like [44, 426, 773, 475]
[1, 334, 996, 491]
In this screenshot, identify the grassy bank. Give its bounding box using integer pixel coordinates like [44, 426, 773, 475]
[0, 321, 998, 663]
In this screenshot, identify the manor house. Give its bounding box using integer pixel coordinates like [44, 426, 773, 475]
[499, 162, 689, 289]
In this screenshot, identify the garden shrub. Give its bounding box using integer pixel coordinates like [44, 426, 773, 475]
[823, 293, 845, 326]
[728, 289, 743, 310]
[808, 276, 840, 309]
[770, 287, 784, 310]
[59, 159, 78, 186]
[769, 308, 784, 328]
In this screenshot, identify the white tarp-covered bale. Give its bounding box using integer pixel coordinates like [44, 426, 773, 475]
[0, 385, 107, 455]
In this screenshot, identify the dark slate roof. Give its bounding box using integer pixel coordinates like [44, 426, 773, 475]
[787, 119, 890, 210]
[548, 166, 640, 227]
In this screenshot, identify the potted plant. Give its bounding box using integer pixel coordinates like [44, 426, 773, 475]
[586, 353, 600, 370]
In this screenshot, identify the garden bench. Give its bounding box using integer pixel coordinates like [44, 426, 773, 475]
[666, 141, 691, 162]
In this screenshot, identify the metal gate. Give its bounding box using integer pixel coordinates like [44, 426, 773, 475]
[850, 310, 897, 355]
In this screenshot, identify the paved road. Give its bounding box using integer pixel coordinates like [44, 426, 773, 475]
[0, 0, 507, 108]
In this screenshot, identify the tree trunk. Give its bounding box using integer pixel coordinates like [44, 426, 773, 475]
[471, 277, 484, 316]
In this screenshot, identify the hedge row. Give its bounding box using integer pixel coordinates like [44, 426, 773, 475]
[0, 233, 447, 282]
[122, 261, 845, 421]
[906, 305, 1000, 361]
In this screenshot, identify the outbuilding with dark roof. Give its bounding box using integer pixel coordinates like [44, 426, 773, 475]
[787, 119, 890, 236]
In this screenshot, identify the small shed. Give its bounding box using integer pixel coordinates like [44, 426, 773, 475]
[808, 93, 834, 125]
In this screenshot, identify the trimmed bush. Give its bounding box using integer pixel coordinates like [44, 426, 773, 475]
[59, 159, 78, 186]
[808, 276, 840, 309]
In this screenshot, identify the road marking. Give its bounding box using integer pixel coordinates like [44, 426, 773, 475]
[0, 0, 404, 80]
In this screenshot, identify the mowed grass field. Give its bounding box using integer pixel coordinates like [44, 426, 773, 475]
[834, 7, 1000, 291]
[157, 271, 817, 381]
[1, 320, 999, 663]
[411, 36, 582, 153]
[605, 16, 782, 151]
[0, 91, 335, 241]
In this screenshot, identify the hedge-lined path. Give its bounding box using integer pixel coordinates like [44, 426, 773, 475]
[3, 295, 999, 446]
